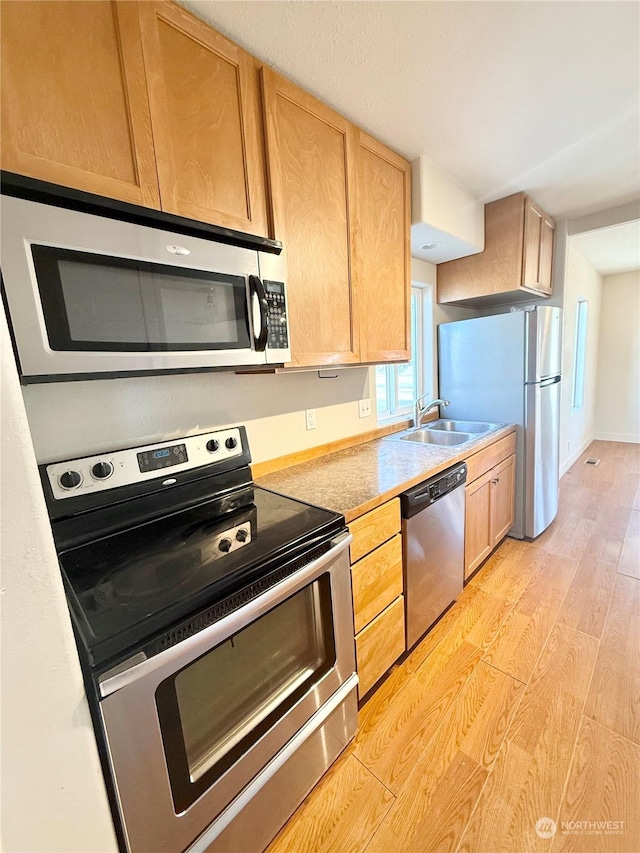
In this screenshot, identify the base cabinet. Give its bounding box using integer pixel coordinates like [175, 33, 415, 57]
[464, 452, 516, 580]
[349, 499, 405, 698]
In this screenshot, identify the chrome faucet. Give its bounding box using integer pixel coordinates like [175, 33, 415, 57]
[413, 394, 450, 429]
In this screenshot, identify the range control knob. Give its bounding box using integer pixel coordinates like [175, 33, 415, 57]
[91, 461, 113, 480]
[59, 470, 82, 490]
[206, 439, 220, 453]
[225, 436, 238, 450]
[218, 538, 233, 553]
[236, 528, 248, 543]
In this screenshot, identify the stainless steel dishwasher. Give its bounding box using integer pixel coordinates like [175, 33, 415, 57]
[400, 462, 467, 649]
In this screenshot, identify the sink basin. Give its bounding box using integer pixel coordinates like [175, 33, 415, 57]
[427, 419, 499, 434]
[394, 430, 476, 446]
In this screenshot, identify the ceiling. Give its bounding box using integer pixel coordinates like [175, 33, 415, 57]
[181, 0, 640, 222]
[571, 221, 640, 276]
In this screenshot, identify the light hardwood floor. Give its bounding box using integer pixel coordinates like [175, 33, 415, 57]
[267, 440, 640, 853]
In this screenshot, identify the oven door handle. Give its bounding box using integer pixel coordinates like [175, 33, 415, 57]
[249, 275, 269, 353]
[98, 531, 352, 698]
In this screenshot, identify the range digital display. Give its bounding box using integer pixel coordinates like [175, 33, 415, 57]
[138, 443, 188, 473]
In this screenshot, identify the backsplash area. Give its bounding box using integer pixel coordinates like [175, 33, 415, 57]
[22, 367, 374, 464]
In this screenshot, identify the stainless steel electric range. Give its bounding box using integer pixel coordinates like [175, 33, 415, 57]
[41, 427, 358, 853]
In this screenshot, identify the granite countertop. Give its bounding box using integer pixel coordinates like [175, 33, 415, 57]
[256, 423, 516, 523]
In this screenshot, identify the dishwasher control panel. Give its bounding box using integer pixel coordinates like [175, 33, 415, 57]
[401, 462, 467, 517]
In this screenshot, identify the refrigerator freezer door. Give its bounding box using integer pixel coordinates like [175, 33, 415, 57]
[525, 376, 561, 538]
[526, 307, 562, 382]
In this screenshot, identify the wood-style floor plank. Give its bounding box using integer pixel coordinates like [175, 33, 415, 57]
[551, 717, 640, 852]
[354, 640, 484, 793]
[556, 535, 621, 638]
[583, 572, 640, 745]
[618, 509, 640, 579]
[366, 662, 525, 853]
[266, 751, 394, 853]
[457, 623, 598, 853]
[482, 553, 578, 683]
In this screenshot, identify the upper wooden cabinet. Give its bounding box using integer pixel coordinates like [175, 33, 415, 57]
[355, 133, 411, 363]
[261, 68, 360, 367]
[437, 192, 556, 307]
[137, 2, 269, 235]
[261, 69, 411, 368]
[1, 0, 160, 208]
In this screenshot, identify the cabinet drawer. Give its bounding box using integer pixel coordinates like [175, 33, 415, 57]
[466, 432, 516, 484]
[349, 498, 400, 563]
[355, 595, 405, 698]
[351, 535, 403, 634]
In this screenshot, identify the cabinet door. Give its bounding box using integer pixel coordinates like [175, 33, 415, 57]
[356, 133, 411, 363]
[522, 197, 555, 295]
[538, 214, 556, 295]
[490, 454, 516, 545]
[138, 2, 268, 235]
[464, 470, 494, 580]
[262, 68, 359, 367]
[1, 1, 159, 208]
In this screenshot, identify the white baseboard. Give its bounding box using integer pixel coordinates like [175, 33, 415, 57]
[594, 432, 640, 444]
[560, 436, 594, 478]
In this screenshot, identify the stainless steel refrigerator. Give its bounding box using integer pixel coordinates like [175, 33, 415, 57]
[438, 306, 562, 539]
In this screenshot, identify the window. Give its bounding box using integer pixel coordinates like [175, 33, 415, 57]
[375, 287, 429, 420]
[572, 299, 588, 409]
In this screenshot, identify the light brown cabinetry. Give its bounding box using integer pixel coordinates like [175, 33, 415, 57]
[262, 69, 411, 368]
[138, 2, 269, 235]
[437, 192, 556, 307]
[464, 436, 516, 580]
[349, 499, 405, 698]
[1, 0, 160, 208]
[355, 133, 411, 363]
[261, 67, 360, 367]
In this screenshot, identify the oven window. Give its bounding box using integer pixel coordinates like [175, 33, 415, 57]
[156, 574, 336, 813]
[31, 244, 250, 351]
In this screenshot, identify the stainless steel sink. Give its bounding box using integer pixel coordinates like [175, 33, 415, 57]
[391, 430, 476, 446]
[427, 419, 499, 434]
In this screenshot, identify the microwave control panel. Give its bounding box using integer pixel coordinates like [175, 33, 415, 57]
[264, 280, 288, 350]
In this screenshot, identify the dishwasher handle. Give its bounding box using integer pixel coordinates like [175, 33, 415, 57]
[401, 462, 467, 518]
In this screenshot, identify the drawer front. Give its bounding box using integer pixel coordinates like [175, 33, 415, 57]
[349, 498, 400, 563]
[351, 535, 403, 634]
[466, 432, 516, 484]
[355, 595, 405, 698]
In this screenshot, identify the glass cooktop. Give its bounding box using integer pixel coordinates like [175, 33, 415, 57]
[58, 486, 344, 667]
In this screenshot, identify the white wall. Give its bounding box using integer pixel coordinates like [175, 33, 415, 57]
[559, 242, 603, 474]
[23, 366, 375, 465]
[0, 312, 118, 853]
[411, 257, 478, 399]
[595, 269, 640, 442]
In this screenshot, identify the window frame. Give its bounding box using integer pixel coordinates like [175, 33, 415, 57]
[375, 285, 429, 423]
[571, 298, 589, 410]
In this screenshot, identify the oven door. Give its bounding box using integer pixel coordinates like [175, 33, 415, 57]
[98, 533, 356, 853]
[0, 195, 284, 378]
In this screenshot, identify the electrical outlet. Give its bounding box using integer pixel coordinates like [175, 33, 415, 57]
[358, 398, 372, 419]
[305, 409, 316, 430]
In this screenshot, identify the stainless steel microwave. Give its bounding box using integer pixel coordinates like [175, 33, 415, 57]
[0, 196, 290, 381]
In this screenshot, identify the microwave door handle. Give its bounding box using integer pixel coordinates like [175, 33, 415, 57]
[249, 275, 268, 353]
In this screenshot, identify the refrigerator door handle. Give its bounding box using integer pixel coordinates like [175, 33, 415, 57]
[525, 375, 561, 387]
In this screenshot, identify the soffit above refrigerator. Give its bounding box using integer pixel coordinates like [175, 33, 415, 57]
[411, 156, 485, 264]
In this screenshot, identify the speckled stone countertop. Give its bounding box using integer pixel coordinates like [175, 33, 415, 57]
[256, 424, 516, 522]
